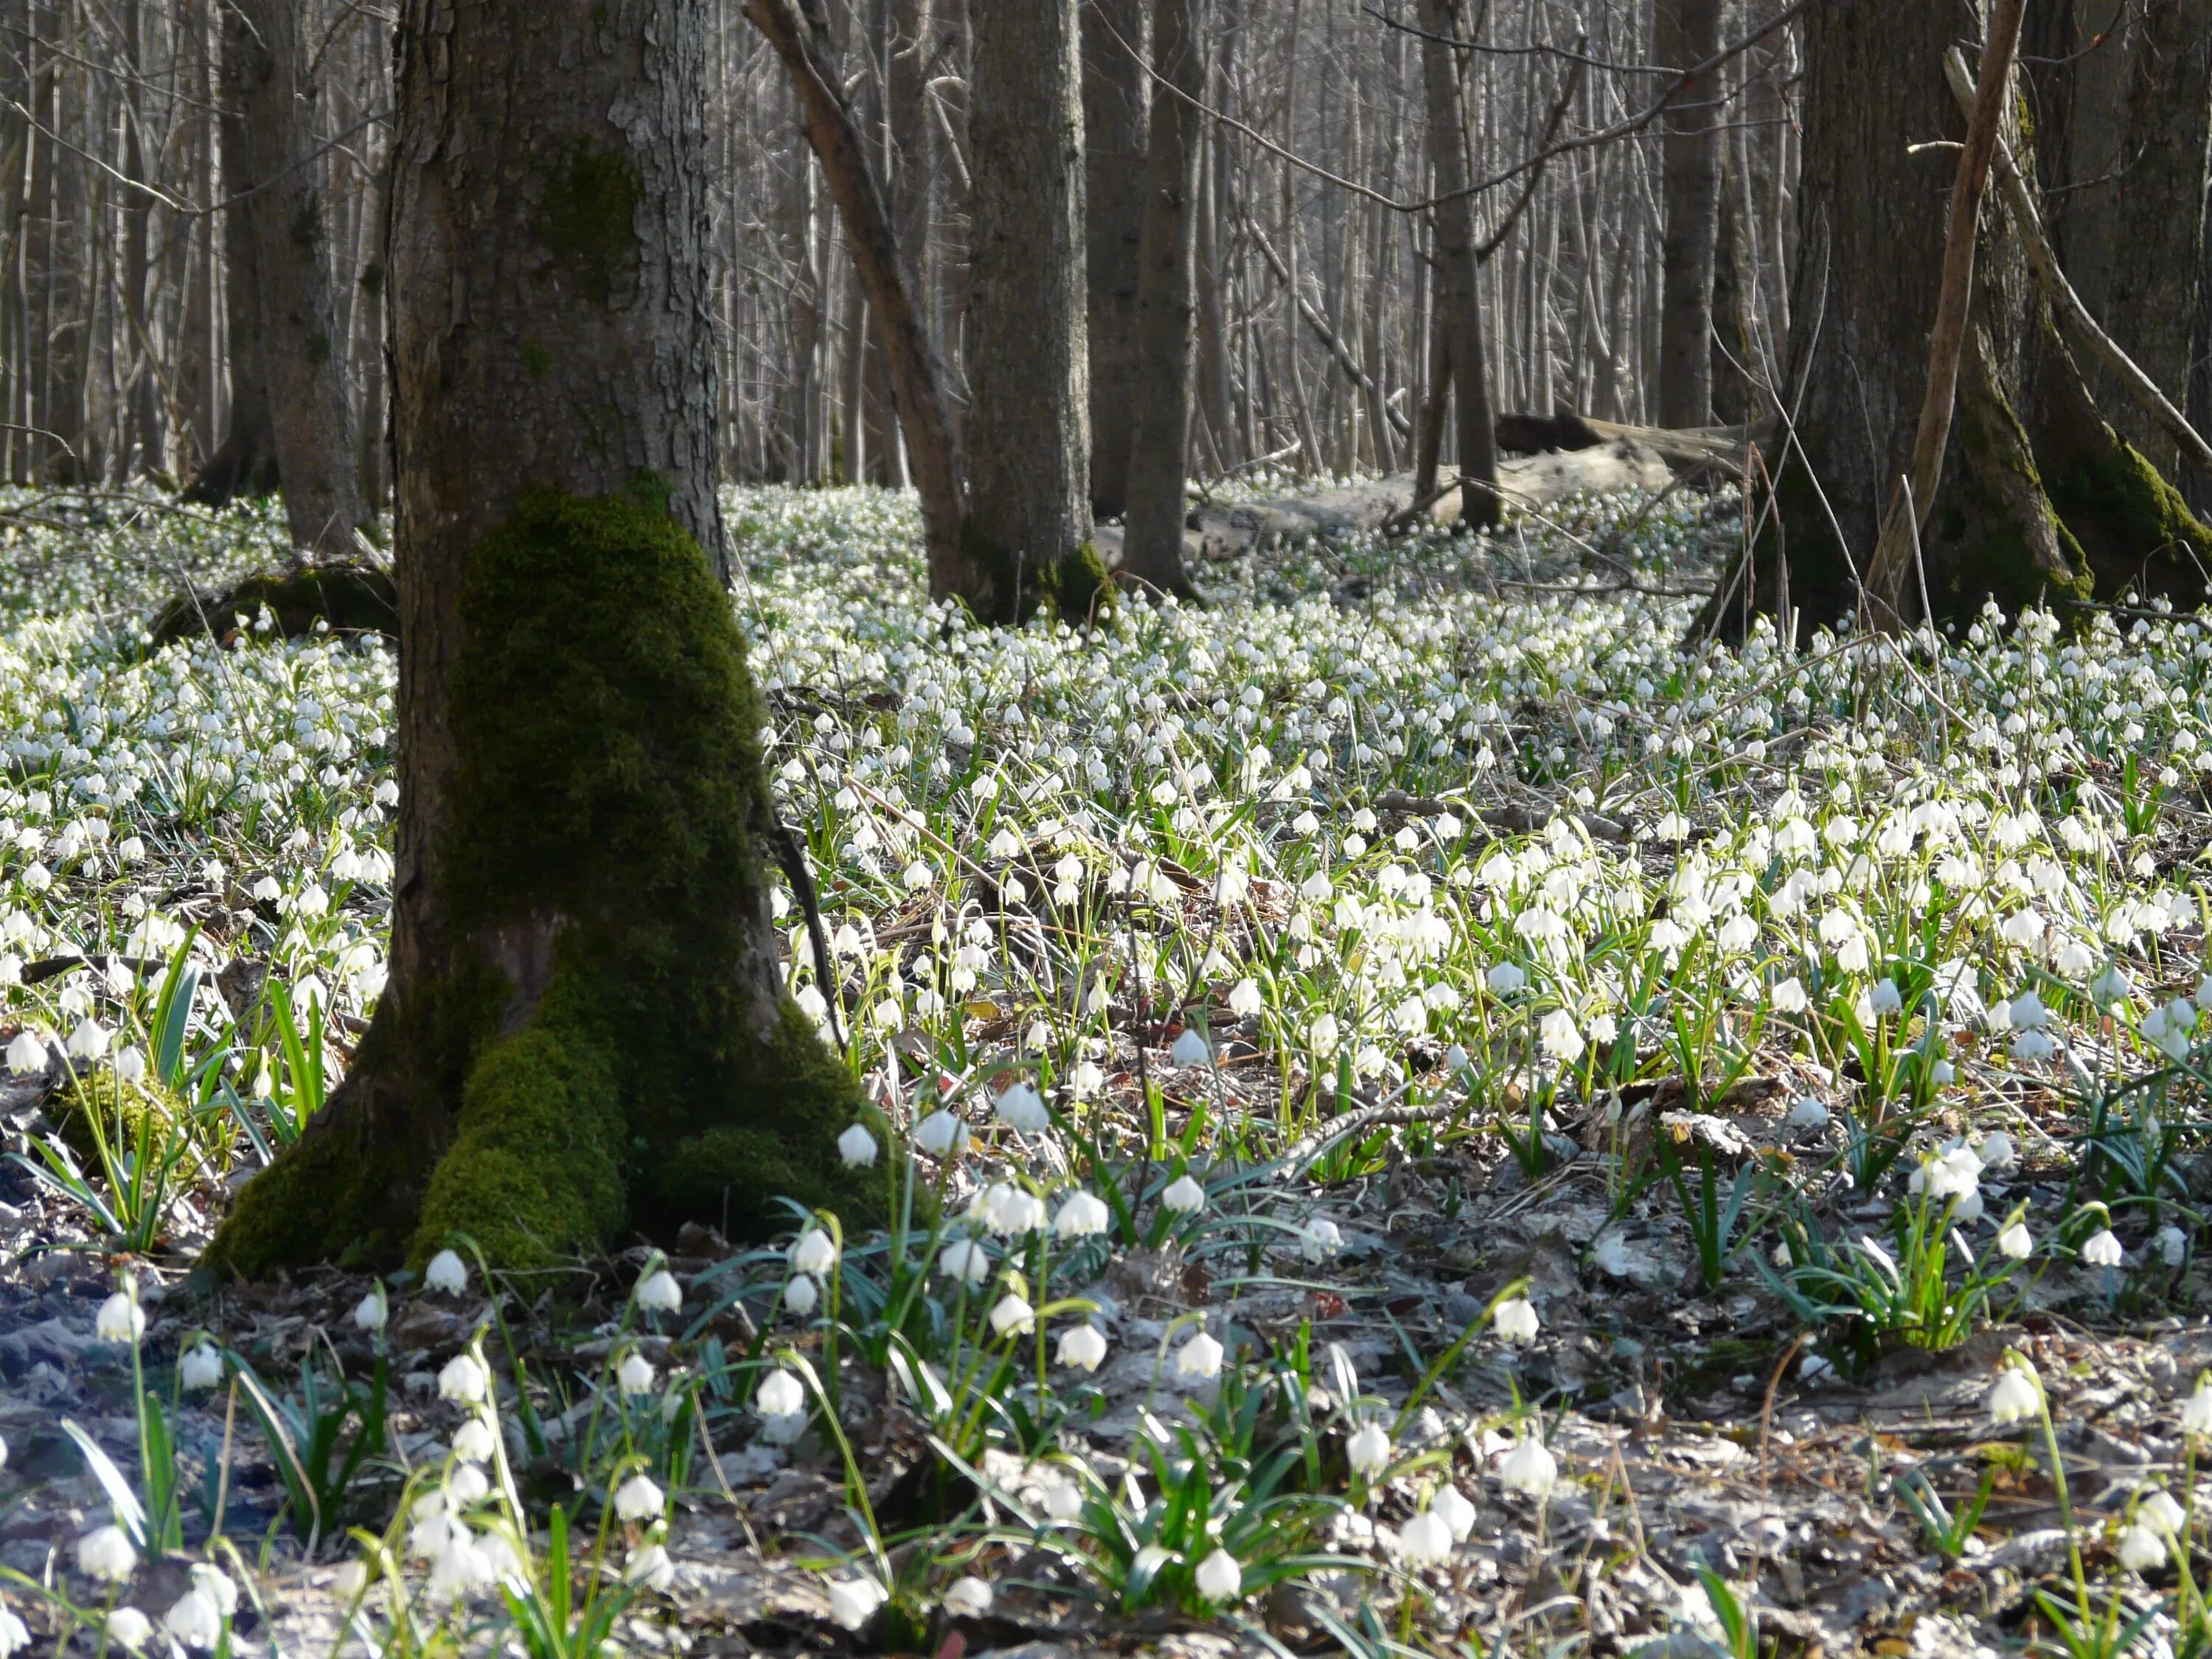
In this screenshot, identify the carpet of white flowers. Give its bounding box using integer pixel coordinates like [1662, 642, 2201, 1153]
[3, 481, 2212, 1657]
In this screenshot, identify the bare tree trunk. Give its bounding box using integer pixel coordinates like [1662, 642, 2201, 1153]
[1416, 0, 1498, 529]
[965, 0, 1098, 620]
[225, 0, 364, 556]
[210, 0, 871, 1277]
[1655, 0, 1722, 427]
[1082, 0, 1147, 518]
[1121, 0, 1208, 597]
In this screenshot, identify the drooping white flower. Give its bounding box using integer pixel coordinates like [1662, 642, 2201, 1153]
[625, 1542, 675, 1592]
[103, 1607, 153, 1651]
[2082, 1228, 2125, 1267]
[1301, 1217, 1343, 1261]
[837, 1123, 878, 1167]
[2117, 1522, 2167, 1572]
[1175, 1329, 1224, 1378]
[1054, 1190, 1110, 1237]
[438, 1354, 487, 1404]
[1193, 1548, 1242, 1602]
[2141, 1489, 2188, 1535]
[1161, 1174, 1206, 1214]
[4, 1031, 46, 1074]
[914, 1109, 967, 1156]
[1492, 1297, 1540, 1344]
[96, 1289, 144, 1344]
[179, 1342, 223, 1391]
[452, 1417, 497, 1464]
[827, 1575, 888, 1630]
[942, 1576, 994, 1617]
[1867, 978, 1903, 1017]
[424, 1249, 469, 1295]
[1228, 978, 1263, 1018]
[988, 1295, 1035, 1338]
[618, 1353, 656, 1395]
[994, 1081, 1050, 1132]
[1998, 1221, 2034, 1259]
[76, 1523, 138, 1582]
[444, 1463, 490, 1508]
[1398, 1508, 1453, 1566]
[1498, 1434, 1558, 1496]
[353, 1284, 388, 1332]
[66, 1018, 111, 1060]
[1055, 1324, 1107, 1371]
[636, 1268, 682, 1312]
[756, 1367, 806, 1419]
[938, 1239, 991, 1284]
[2185, 1377, 2212, 1438]
[1169, 1027, 1213, 1067]
[1987, 1366, 2041, 1426]
[790, 1228, 838, 1277]
[613, 1473, 665, 1521]
[0, 1602, 29, 1658]
[1346, 1420, 1391, 1476]
[1432, 1482, 1476, 1541]
[783, 1273, 819, 1315]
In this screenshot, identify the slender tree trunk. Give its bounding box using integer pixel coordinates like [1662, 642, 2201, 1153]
[1416, 0, 1498, 529]
[747, 0, 966, 588]
[1082, 0, 1147, 518]
[183, 13, 278, 507]
[209, 0, 871, 1276]
[964, 0, 1098, 621]
[1655, 0, 1723, 428]
[1121, 0, 1206, 597]
[224, 0, 364, 556]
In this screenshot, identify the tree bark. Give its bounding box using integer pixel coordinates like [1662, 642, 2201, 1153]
[209, 0, 871, 1276]
[964, 0, 1099, 621]
[1416, 0, 1499, 531]
[1082, 0, 1147, 518]
[746, 0, 967, 594]
[1654, 0, 1724, 428]
[223, 0, 365, 557]
[1120, 0, 1207, 597]
[1702, 0, 2212, 642]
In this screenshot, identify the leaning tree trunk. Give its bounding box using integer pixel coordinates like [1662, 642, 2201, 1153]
[181, 13, 279, 507]
[1119, 0, 1208, 598]
[1655, 0, 1723, 428]
[964, 0, 1102, 622]
[209, 0, 872, 1276]
[1416, 0, 1500, 532]
[1082, 0, 1148, 520]
[225, 0, 364, 557]
[1700, 0, 2212, 641]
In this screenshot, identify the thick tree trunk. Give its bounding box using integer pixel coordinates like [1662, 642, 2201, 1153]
[1655, 0, 1723, 428]
[964, 0, 1101, 622]
[1120, 0, 1206, 597]
[1416, 0, 1499, 531]
[1703, 0, 2212, 642]
[209, 0, 870, 1276]
[747, 0, 966, 591]
[181, 21, 279, 508]
[1082, 0, 1148, 519]
[224, 0, 364, 557]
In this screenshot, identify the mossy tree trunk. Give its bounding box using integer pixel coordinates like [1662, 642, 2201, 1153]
[209, 0, 873, 1277]
[1702, 0, 2212, 641]
[963, 0, 1105, 624]
[1119, 0, 1208, 599]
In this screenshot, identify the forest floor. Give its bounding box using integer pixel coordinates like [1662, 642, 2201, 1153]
[0, 481, 2207, 1659]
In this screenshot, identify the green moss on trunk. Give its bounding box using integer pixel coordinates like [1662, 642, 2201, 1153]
[956, 515, 1116, 626]
[2046, 437, 2212, 608]
[209, 484, 877, 1275]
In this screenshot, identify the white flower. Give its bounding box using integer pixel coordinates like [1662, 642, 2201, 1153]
[427, 1536, 492, 1601]
[2142, 1489, 2188, 1534]
[837, 1123, 878, 1167]
[636, 1268, 682, 1312]
[424, 1249, 469, 1295]
[332, 1560, 369, 1601]
[179, 1342, 223, 1390]
[4, 1031, 45, 1074]
[1041, 1472, 1086, 1520]
[1486, 961, 1527, 996]
[1175, 1329, 1224, 1378]
[1924, 1147, 1982, 1202]
[1498, 1434, 1558, 1496]
[827, 1575, 888, 1630]
[1998, 1221, 2034, 1259]
[1868, 978, 1903, 1017]
[988, 1295, 1035, 1337]
[914, 1109, 967, 1156]
[353, 1284, 388, 1332]
[1988, 1366, 2041, 1426]
[1492, 1297, 1540, 1344]
[2118, 1522, 2167, 1572]
[1161, 1174, 1206, 1214]
[981, 1183, 1046, 1234]
[942, 1576, 994, 1617]
[1346, 1420, 1391, 1476]
[2186, 1378, 2212, 1439]
[96, 1289, 144, 1343]
[1056, 1324, 1107, 1371]
[1978, 1130, 2017, 1170]
[938, 1239, 991, 1284]
[2082, 1228, 2124, 1267]
[1537, 1008, 1585, 1063]
[783, 1273, 819, 1315]
[452, 1418, 497, 1463]
[790, 1228, 838, 1277]
[1169, 1027, 1213, 1067]
[445, 1462, 490, 1507]
[618, 1352, 656, 1395]
[1228, 978, 1263, 1017]
[625, 1542, 675, 1592]
[1769, 976, 1809, 1013]
[1308, 1012, 1340, 1058]
[1194, 1547, 1242, 1602]
[1054, 1191, 1110, 1237]
[438, 1354, 487, 1403]
[66, 1018, 111, 1060]
[77, 1523, 138, 1581]
[613, 1473, 665, 1521]
[1399, 1508, 1454, 1566]
[0, 1604, 28, 1658]
[1301, 1217, 1343, 1262]
[994, 1081, 1050, 1132]
[114, 1046, 146, 1083]
[2157, 1225, 2189, 1267]
[1432, 1482, 1476, 1541]
[104, 1607, 153, 1651]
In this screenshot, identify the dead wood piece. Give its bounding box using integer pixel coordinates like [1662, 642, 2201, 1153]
[149, 561, 396, 645]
